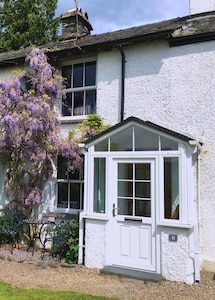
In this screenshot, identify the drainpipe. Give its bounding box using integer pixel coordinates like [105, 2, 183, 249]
[194, 143, 202, 283]
[118, 45, 126, 122]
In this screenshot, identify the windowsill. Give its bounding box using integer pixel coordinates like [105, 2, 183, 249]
[157, 222, 193, 229]
[60, 115, 87, 124]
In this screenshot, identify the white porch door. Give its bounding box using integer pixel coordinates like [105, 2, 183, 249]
[110, 159, 157, 272]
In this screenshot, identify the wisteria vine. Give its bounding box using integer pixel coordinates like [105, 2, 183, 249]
[0, 48, 81, 213]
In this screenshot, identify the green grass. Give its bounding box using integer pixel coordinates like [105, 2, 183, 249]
[0, 281, 117, 300]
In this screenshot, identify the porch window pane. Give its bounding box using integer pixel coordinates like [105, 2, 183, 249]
[95, 139, 108, 151]
[94, 158, 106, 213]
[134, 126, 158, 151]
[110, 127, 133, 151]
[161, 136, 178, 150]
[164, 157, 179, 219]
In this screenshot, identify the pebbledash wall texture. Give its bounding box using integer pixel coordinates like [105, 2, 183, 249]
[84, 39, 215, 283]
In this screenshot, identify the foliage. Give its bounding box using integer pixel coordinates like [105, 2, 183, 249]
[52, 218, 79, 264]
[0, 48, 81, 215]
[69, 114, 110, 143]
[0, 0, 60, 52]
[0, 281, 112, 300]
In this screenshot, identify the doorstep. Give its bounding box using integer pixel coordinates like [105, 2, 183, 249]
[101, 265, 162, 283]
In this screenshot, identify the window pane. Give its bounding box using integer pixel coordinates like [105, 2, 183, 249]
[85, 90, 96, 115]
[110, 127, 133, 151]
[73, 63, 83, 87]
[70, 183, 80, 209]
[95, 139, 108, 151]
[74, 91, 84, 115]
[134, 125, 159, 151]
[135, 182, 150, 198]
[94, 158, 106, 213]
[57, 182, 68, 208]
[85, 62, 96, 86]
[118, 163, 133, 179]
[62, 65, 72, 88]
[118, 181, 133, 197]
[161, 136, 178, 150]
[118, 198, 133, 215]
[62, 93, 72, 116]
[135, 163, 150, 180]
[135, 200, 151, 217]
[164, 157, 179, 219]
[57, 156, 68, 179]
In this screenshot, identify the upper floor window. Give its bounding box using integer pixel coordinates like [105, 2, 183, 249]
[61, 61, 96, 117]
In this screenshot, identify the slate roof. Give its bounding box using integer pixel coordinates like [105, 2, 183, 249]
[0, 10, 215, 66]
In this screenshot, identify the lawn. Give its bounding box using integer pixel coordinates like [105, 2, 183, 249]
[0, 281, 117, 300]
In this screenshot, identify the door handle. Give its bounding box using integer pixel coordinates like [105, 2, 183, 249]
[112, 203, 119, 217]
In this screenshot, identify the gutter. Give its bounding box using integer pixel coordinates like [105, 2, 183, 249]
[118, 45, 126, 122]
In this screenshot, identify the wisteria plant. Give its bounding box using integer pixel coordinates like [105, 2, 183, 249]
[0, 48, 81, 216]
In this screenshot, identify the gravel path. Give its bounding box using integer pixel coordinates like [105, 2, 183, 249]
[0, 247, 215, 299]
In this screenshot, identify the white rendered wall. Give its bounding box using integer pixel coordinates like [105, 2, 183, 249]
[190, 0, 215, 14]
[96, 39, 215, 275]
[84, 219, 106, 268]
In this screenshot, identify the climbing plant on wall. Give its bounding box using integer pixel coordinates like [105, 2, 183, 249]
[0, 48, 81, 216]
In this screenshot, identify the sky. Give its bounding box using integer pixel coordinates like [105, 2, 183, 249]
[56, 0, 190, 34]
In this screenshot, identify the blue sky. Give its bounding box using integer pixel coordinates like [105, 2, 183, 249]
[56, 0, 190, 34]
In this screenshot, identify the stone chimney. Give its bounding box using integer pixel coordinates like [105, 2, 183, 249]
[61, 8, 93, 40]
[190, 0, 215, 15]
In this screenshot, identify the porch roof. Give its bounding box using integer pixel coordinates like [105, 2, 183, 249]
[85, 116, 199, 146]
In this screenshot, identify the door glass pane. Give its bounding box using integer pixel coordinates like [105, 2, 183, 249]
[135, 163, 150, 180]
[134, 125, 159, 151]
[135, 200, 151, 217]
[118, 181, 133, 197]
[164, 157, 179, 219]
[117, 163, 151, 217]
[73, 63, 83, 87]
[118, 163, 132, 179]
[110, 127, 133, 151]
[118, 198, 133, 215]
[94, 158, 106, 213]
[57, 182, 68, 208]
[135, 182, 150, 198]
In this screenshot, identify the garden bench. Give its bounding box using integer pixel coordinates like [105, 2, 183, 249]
[0, 208, 24, 254]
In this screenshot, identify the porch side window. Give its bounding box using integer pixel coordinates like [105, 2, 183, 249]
[93, 158, 106, 213]
[164, 157, 179, 219]
[61, 61, 96, 117]
[57, 156, 84, 210]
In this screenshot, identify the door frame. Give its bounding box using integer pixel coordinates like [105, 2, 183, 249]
[106, 156, 161, 274]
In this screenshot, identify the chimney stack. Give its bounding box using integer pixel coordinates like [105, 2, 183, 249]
[61, 8, 93, 40]
[190, 0, 215, 15]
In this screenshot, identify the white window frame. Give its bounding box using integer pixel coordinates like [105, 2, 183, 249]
[60, 58, 97, 122]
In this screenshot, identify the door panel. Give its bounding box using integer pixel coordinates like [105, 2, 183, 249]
[111, 159, 156, 272]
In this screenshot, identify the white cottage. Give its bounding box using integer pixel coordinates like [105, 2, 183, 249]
[0, 0, 215, 284]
